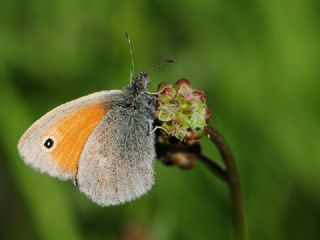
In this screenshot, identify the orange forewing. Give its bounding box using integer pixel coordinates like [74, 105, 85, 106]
[44, 104, 106, 174]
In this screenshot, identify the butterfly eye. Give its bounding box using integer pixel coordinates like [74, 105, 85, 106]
[42, 136, 57, 152]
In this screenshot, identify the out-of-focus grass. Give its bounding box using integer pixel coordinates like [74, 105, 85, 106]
[0, 0, 320, 239]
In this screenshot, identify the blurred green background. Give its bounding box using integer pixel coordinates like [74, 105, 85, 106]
[0, 0, 320, 239]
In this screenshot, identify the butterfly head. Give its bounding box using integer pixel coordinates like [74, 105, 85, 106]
[131, 72, 150, 93]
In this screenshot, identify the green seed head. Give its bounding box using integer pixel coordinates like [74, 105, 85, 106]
[156, 79, 212, 142]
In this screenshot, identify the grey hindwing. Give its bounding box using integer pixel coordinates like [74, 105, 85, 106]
[76, 106, 156, 206]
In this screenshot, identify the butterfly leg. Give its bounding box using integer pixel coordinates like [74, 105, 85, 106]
[148, 123, 168, 136]
[146, 89, 164, 96]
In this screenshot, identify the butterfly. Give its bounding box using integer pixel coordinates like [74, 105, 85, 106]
[18, 33, 173, 206]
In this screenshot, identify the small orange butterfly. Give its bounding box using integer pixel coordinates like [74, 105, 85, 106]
[18, 33, 173, 206]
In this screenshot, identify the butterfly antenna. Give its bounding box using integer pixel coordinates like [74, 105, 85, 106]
[145, 59, 176, 74]
[125, 32, 136, 81]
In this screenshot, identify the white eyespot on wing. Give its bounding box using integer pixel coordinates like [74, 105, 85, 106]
[77, 108, 156, 206]
[17, 90, 123, 180]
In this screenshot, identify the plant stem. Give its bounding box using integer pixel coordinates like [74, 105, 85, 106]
[156, 126, 246, 239]
[204, 126, 246, 240]
[198, 154, 228, 183]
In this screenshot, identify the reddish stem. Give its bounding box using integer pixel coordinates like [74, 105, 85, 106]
[204, 126, 246, 240]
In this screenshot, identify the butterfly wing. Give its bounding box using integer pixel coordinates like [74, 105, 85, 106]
[76, 107, 156, 206]
[18, 90, 122, 180]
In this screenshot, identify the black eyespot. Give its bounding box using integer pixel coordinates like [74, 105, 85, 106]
[44, 138, 54, 149]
